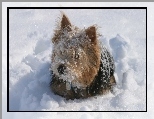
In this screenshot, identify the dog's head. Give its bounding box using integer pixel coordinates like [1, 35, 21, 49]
[51, 13, 101, 87]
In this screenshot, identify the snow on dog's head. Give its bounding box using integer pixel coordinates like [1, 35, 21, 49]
[51, 13, 101, 87]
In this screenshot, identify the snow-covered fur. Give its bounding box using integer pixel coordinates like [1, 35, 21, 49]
[50, 13, 116, 99]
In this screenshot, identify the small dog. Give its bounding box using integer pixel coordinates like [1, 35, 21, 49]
[50, 13, 116, 100]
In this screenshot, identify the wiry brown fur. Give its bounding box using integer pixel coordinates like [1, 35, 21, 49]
[51, 13, 101, 87]
[50, 13, 116, 99]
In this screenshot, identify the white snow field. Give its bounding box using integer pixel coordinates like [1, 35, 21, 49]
[3, 2, 154, 119]
[8, 8, 146, 111]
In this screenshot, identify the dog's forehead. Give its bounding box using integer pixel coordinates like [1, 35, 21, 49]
[57, 40, 81, 51]
[57, 29, 89, 47]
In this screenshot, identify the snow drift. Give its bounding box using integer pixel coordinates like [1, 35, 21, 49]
[8, 9, 146, 111]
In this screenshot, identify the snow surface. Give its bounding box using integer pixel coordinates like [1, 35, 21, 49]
[8, 8, 146, 111]
[2, 2, 154, 119]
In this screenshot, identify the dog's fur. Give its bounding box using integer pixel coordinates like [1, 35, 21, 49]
[50, 13, 116, 100]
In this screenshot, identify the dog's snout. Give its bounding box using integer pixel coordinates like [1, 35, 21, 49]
[57, 64, 66, 75]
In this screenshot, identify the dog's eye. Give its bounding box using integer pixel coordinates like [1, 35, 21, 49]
[74, 51, 79, 59]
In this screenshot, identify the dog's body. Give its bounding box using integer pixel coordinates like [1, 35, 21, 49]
[50, 13, 116, 99]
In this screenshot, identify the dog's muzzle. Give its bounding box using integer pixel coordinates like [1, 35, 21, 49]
[57, 64, 66, 75]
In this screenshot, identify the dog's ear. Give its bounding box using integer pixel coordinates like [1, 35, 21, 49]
[61, 14, 71, 30]
[85, 26, 97, 44]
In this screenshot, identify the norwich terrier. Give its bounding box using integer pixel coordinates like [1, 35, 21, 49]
[50, 13, 116, 100]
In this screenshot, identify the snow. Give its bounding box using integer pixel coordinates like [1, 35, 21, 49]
[2, 2, 154, 119]
[8, 8, 145, 111]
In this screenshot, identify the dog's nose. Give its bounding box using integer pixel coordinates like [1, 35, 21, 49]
[57, 64, 66, 75]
